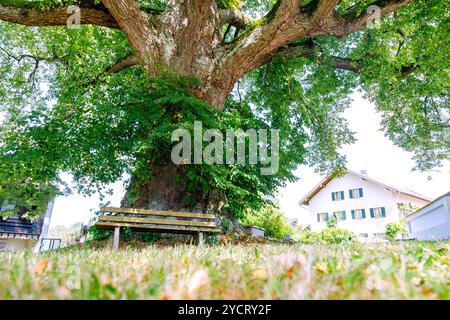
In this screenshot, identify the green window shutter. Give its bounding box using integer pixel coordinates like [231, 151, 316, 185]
[351, 210, 355, 219]
[340, 191, 344, 200]
[332, 192, 335, 201]
[370, 208, 374, 218]
[359, 188, 363, 197]
[349, 190, 353, 199]
[362, 209, 366, 219]
[342, 211, 346, 220]
[381, 207, 386, 217]
[317, 213, 320, 222]
[325, 213, 329, 221]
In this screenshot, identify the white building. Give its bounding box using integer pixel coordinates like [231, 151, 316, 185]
[299, 170, 431, 241]
[406, 192, 450, 241]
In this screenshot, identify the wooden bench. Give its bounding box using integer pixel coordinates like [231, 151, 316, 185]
[94, 207, 220, 250]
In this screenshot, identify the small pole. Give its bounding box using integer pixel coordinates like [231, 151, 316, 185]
[197, 232, 204, 247]
[113, 226, 120, 251]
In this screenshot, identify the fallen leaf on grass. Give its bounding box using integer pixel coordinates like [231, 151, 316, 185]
[252, 268, 268, 280]
[34, 260, 49, 274]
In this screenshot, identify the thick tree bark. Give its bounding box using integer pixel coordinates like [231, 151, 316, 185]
[121, 163, 214, 213]
[0, 3, 118, 28]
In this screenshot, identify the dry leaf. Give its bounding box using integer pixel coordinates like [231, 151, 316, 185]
[34, 259, 49, 274]
[252, 268, 268, 280]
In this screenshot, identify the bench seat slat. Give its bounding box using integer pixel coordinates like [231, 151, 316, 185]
[99, 215, 216, 227]
[101, 207, 216, 220]
[95, 222, 220, 234]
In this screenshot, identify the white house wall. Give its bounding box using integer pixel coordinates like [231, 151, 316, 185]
[397, 194, 429, 210]
[308, 173, 424, 238]
[0, 238, 34, 251]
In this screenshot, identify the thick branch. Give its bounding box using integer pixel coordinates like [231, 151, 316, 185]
[211, 0, 415, 106]
[106, 54, 140, 73]
[313, 0, 340, 26]
[275, 43, 362, 73]
[339, 0, 413, 36]
[216, 0, 303, 90]
[101, 0, 160, 72]
[220, 8, 246, 28]
[0, 3, 118, 28]
[275, 42, 418, 76]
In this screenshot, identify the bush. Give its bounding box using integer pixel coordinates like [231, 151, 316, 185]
[385, 222, 407, 241]
[294, 228, 355, 244]
[319, 228, 355, 244]
[87, 225, 162, 243]
[240, 205, 292, 239]
[294, 229, 321, 244]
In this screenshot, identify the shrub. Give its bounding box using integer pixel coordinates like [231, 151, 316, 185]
[240, 205, 292, 239]
[326, 214, 338, 229]
[385, 222, 407, 241]
[87, 225, 162, 242]
[319, 228, 355, 244]
[295, 228, 355, 244]
[294, 229, 321, 244]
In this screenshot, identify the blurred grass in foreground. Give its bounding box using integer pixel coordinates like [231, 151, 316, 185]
[0, 241, 448, 299]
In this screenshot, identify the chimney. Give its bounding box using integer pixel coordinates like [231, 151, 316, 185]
[360, 169, 367, 175]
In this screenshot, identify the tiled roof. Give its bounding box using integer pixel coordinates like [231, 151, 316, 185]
[299, 169, 433, 206]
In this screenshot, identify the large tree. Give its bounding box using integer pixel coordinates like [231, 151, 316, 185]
[0, 0, 448, 216]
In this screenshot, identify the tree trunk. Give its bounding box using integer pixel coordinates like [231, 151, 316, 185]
[121, 163, 210, 212]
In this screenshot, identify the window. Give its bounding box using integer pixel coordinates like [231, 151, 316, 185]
[349, 188, 363, 199]
[0, 241, 6, 251]
[358, 233, 368, 238]
[332, 191, 344, 201]
[351, 209, 366, 220]
[316, 212, 329, 222]
[333, 211, 346, 221]
[373, 233, 387, 240]
[370, 207, 386, 218]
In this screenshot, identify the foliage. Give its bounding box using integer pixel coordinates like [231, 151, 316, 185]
[386, 221, 408, 241]
[326, 214, 338, 229]
[217, 0, 244, 10]
[87, 225, 162, 243]
[295, 228, 355, 244]
[319, 228, 355, 244]
[240, 205, 292, 239]
[355, 0, 450, 170]
[398, 202, 421, 216]
[0, 242, 448, 299]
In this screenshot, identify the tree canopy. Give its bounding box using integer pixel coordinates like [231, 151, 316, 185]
[0, 0, 448, 217]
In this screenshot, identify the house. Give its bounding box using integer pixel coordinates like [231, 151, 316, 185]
[0, 199, 54, 251]
[299, 170, 431, 241]
[406, 192, 450, 241]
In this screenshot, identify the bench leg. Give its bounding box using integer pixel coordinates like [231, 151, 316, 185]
[197, 232, 204, 247]
[113, 226, 120, 251]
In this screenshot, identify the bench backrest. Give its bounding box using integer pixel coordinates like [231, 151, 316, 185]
[96, 207, 219, 234]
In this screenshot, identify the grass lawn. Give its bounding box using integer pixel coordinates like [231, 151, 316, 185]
[0, 241, 448, 300]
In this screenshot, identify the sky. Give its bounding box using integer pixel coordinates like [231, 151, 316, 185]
[4, 92, 448, 229]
